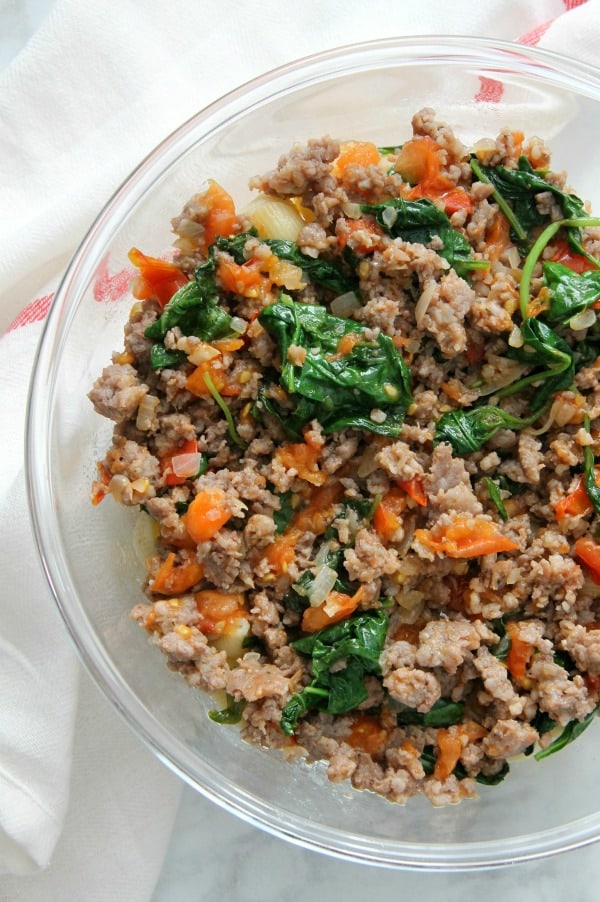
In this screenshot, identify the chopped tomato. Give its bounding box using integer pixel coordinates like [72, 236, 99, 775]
[185, 360, 240, 398]
[440, 189, 473, 216]
[397, 475, 428, 507]
[263, 482, 344, 577]
[184, 488, 232, 543]
[415, 516, 519, 558]
[301, 589, 359, 633]
[161, 438, 198, 486]
[485, 212, 511, 262]
[202, 180, 237, 249]
[275, 442, 326, 487]
[346, 715, 389, 756]
[332, 141, 380, 180]
[555, 471, 600, 522]
[195, 590, 247, 638]
[128, 248, 189, 307]
[150, 552, 204, 595]
[373, 487, 407, 543]
[217, 258, 265, 297]
[336, 218, 382, 253]
[505, 622, 533, 682]
[550, 238, 599, 274]
[574, 537, 600, 585]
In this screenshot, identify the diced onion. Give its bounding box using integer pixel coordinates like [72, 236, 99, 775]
[136, 394, 159, 431]
[530, 394, 583, 435]
[505, 246, 521, 269]
[230, 316, 247, 334]
[172, 451, 202, 478]
[342, 202, 362, 220]
[475, 361, 528, 398]
[508, 324, 524, 348]
[569, 308, 597, 331]
[108, 474, 130, 503]
[414, 280, 437, 327]
[243, 194, 304, 241]
[308, 565, 339, 607]
[381, 205, 398, 229]
[330, 291, 361, 318]
[188, 343, 221, 365]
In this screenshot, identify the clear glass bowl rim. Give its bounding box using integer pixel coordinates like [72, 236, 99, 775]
[25, 34, 600, 871]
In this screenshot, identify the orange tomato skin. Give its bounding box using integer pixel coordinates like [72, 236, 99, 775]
[202, 180, 237, 249]
[505, 622, 533, 682]
[150, 552, 204, 595]
[301, 590, 359, 634]
[415, 516, 518, 558]
[575, 537, 600, 585]
[275, 443, 326, 487]
[128, 248, 189, 307]
[550, 238, 598, 274]
[346, 715, 389, 756]
[373, 488, 407, 543]
[184, 489, 232, 543]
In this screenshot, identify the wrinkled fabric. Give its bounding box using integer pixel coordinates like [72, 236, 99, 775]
[0, 0, 598, 898]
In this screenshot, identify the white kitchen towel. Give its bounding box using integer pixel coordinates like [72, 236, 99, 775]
[0, 0, 598, 899]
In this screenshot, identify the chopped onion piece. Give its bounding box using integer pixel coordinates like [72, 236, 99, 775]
[243, 194, 304, 241]
[530, 394, 583, 435]
[569, 308, 597, 331]
[188, 343, 220, 365]
[414, 280, 437, 327]
[342, 202, 362, 220]
[508, 324, 524, 348]
[230, 316, 247, 334]
[382, 205, 398, 229]
[505, 246, 521, 268]
[308, 565, 339, 607]
[172, 451, 202, 478]
[108, 475, 130, 503]
[474, 362, 528, 397]
[136, 394, 159, 431]
[330, 291, 361, 318]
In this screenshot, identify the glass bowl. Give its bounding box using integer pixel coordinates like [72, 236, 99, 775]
[26, 36, 600, 870]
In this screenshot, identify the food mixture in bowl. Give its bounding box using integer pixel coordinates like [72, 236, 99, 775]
[89, 108, 600, 807]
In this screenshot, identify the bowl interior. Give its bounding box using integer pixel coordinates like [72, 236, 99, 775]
[27, 37, 600, 869]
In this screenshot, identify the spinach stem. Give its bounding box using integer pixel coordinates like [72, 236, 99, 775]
[470, 157, 527, 242]
[519, 217, 600, 320]
[202, 371, 247, 449]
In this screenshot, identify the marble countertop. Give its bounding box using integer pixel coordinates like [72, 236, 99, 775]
[3, 4, 600, 900]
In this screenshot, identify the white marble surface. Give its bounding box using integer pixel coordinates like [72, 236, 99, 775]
[3, 3, 600, 901]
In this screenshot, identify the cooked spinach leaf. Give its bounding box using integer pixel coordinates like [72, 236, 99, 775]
[503, 318, 574, 410]
[258, 296, 412, 437]
[144, 261, 233, 343]
[583, 416, 600, 516]
[273, 490, 295, 534]
[543, 261, 600, 324]
[280, 610, 388, 735]
[397, 698, 464, 728]
[215, 230, 357, 295]
[149, 344, 187, 369]
[360, 197, 487, 279]
[482, 476, 508, 522]
[471, 155, 593, 259]
[534, 705, 599, 761]
[434, 404, 542, 455]
[208, 694, 246, 725]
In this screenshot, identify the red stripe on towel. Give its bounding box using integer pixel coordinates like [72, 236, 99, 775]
[7, 293, 54, 331]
